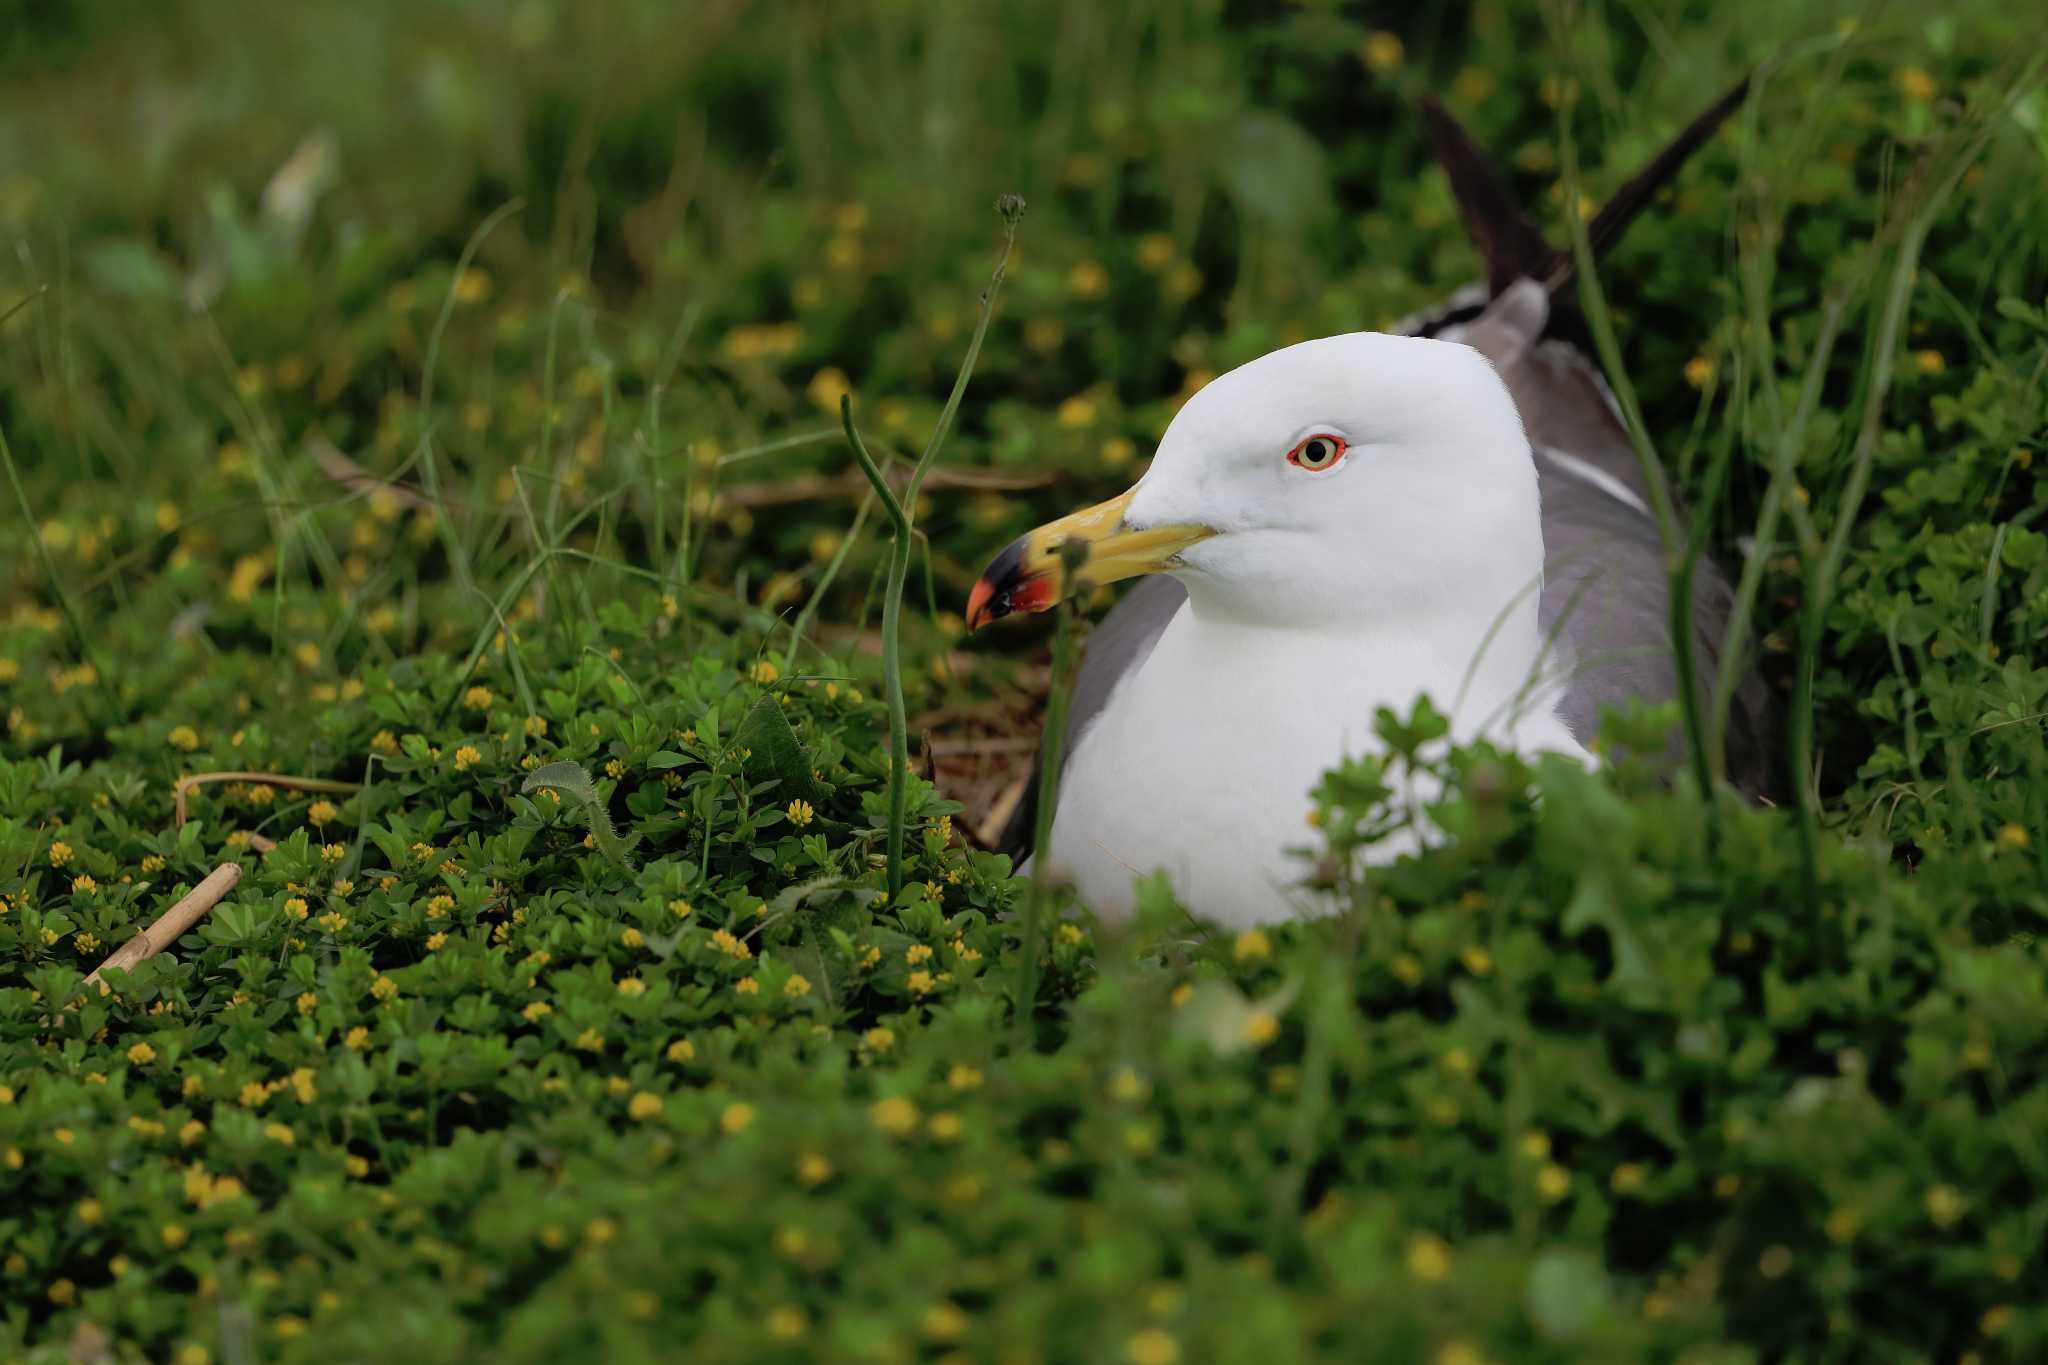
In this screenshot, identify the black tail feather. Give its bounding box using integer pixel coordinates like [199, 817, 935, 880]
[1558, 75, 1752, 289]
[1420, 94, 1558, 295]
[1421, 75, 1752, 301]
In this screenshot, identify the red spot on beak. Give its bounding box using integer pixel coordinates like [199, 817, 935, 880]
[965, 534, 1055, 631]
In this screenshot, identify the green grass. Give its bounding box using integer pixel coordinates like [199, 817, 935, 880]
[2, 1, 2046, 1360]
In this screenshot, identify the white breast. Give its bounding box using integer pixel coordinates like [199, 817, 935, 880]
[1048, 601, 1587, 927]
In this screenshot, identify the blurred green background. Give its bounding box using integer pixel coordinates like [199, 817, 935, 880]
[4, 3, 2048, 1362]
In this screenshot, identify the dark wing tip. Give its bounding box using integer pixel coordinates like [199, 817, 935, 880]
[1419, 94, 1560, 296]
[1421, 74, 1755, 303]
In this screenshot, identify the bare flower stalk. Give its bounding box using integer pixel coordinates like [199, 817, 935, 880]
[844, 197, 1024, 901]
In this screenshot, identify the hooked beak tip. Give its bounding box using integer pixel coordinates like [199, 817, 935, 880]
[964, 577, 1003, 632]
[965, 533, 1042, 631]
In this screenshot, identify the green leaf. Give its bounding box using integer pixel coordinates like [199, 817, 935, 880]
[734, 696, 828, 805]
[521, 761, 641, 870]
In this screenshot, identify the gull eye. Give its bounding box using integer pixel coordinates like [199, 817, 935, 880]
[1286, 433, 1347, 472]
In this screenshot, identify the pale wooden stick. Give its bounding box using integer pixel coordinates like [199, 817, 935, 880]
[976, 773, 1032, 852]
[82, 863, 242, 994]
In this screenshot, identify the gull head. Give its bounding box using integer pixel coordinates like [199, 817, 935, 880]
[968, 331, 1541, 632]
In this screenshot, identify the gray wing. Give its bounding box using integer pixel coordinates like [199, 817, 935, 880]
[1457, 288, 1780, 798]
[996, 574, 1186, 856]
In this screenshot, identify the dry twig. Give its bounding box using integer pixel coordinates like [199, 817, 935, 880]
[172, 771, 361, 828]
[717, 466, 1054, 510]
[82, 863, 243, 994]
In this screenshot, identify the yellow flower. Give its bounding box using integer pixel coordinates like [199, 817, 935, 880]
[307, 800, 337, 827]
[863, 1026, 895, 1052]
[522, 1001, 551, 1021]
[766, 1306, 807, 1341]
[1244, 1011, 1280, 1047]
[871, 1096, 919, 1136]
[264, 1122, 295, 1146]
[574, 1029, 605, 1052]
[1925, 1183, 1965, 1227]
[1684, 355, 1715, 389]
[797, 1151, 833, 1185]
[923, 1302, 969, 1342]
[1407, 1233, 1451, 1282]
[371, 730, 399, 756]
[1360, 31, 1404, 73]
[425, 931, 449, 952]
[179, 1119, 206, 1145]
[621, 926, 645, 948]
[1057, 394, 1098, 429]
[77, 1197, 103, 1224]
[127, 1042, 157, 1066]
[947, 1064, 984, 1092]
[907, 969, 935, 995]
[462, 686, 495, 711]
[720, 1102, 755, 1135]
[735, 976, 760, 996]
[284, 897, 310, 920]
[1067, 260, 1110, 301]
[1127, 1329, 1180, 1365]
[786, 798, 814, 827]
[48, 840, 72, 867]
[1135, 233, 1175, 272]
[1995, 823, 2029, 851]
[628, 1091, 663, 1121]
[452, 744, 481, 772]
[71, 874, 97, 895]
[453, 267, 492, 303]
[710, 928, 753, 960]
[345, 1026, 371, 1050]
[1537, 1163, 1572, 1201]
[1232, 929, 1271, 961]
[666, 1038, 696, 1063]
[239, 1082, 268, 1109]
[370, 975, 398, 1001]
[617, 977, 647, 998]
[1915, 348, 1945, 375]
[783, 974, 812, 999]
[1894, 66, 1937, 101]
[807, 367, 852, 413]
[168, 725, 201, 752]
[161, 1223, 188, 1249]
[1461, 945, 1493, 976]
[751, 659, 780, 684]
[928, 1112, 964, 1142]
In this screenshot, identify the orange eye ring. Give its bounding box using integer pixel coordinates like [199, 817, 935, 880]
[1286, 433, 1347, 472]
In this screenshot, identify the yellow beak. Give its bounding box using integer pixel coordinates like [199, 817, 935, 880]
[965, 485, 1215, 630]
